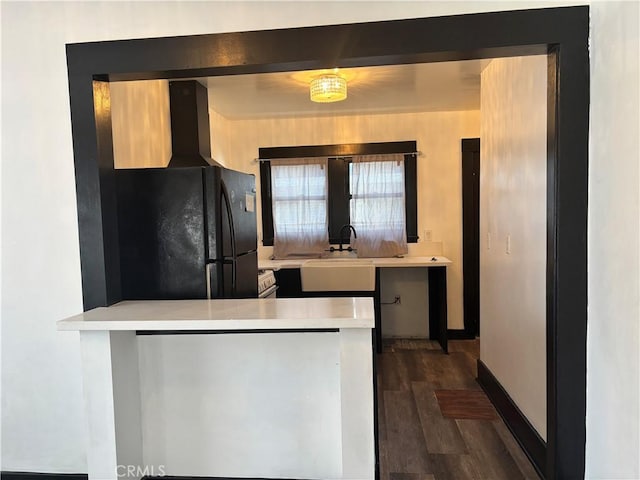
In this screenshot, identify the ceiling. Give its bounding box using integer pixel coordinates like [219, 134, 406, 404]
[204, 59, 491, 120]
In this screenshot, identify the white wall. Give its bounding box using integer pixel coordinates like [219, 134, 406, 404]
[479, 55, 548, 439]
[3, 1, 638, 477]
[379, 268, 430, 338]
[586, 2, 640, 478]
[219, 111, 479, 332]
[138, 333, 342, 478]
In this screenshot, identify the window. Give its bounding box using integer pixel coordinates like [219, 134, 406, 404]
[270, 158, 329, 258]
[260, 142, 418, 252]
[350, 155, 408, 257]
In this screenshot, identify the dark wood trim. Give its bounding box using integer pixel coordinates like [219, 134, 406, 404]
[67, 15, 551, 85]
[546, 21, 589, 476]
[477, 360, 546, 478]
[136, 328, 339, 335]
[272, 269, 303, 297]
[258, 141, 417, 159]
[1, 473, 87, 480]
[143, 477, 278, 480]
[302, 290, 375, 298]
[461, 138, 480, 338]
[447, 328, 476, 340]
[66, 7, 589, 478]
[461, 138, 480, 151]
[259, 142, 418, 245]
[258, 160, 274, 246]
[546, 48, 561, 480]
[374, 267, 382, 353]
[372, 321, 381, 480]
[0, 476, 294, 480]
[327, 157, 350, 244]
[404, 154, 418, 243]
[428, 266, 448, 353]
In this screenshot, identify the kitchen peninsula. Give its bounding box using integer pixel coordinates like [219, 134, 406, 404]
[259, 255, 452, 352]
[58, 297, 375, 480]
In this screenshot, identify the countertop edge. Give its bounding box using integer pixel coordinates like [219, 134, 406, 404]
[57, 318, 374, 331]
[56, 298, 375, 332]
[259, 255, 452, 270]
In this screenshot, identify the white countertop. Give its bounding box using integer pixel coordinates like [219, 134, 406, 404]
[57, 298, 375, 331]
[259, 255, 451, 271]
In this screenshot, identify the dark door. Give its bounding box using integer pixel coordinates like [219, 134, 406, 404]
[220, 168, 258, 256]
[204, 166, 223, 262]
[117, 167, 208, 299]
[462, 138, 480, 336]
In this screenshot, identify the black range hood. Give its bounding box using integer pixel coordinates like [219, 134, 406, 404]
[168, 80, 220, 168]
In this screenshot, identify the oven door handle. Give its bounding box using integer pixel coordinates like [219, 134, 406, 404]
[258, 284, 278, 298]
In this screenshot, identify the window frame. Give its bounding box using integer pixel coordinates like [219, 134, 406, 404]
[259, 141, 418, 246]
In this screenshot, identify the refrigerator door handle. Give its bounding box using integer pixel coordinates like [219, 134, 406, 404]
[221, 180, 238, 295]
[206, 263, 212, 299]
[231, 258, 237, 296]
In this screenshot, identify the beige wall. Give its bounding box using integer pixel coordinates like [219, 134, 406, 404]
[218, 110, 480, 331]
[209, 107, 232, 168]
[112, 80, 230, 169]
[479, 55, 547, 439]
[111, 80, 172, 168]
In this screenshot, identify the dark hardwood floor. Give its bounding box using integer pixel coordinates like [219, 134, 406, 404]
[377, 339, 541, 480]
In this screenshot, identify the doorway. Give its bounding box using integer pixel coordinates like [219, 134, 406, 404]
[462, 138, 481, 338]
[66, 7, 589, 479]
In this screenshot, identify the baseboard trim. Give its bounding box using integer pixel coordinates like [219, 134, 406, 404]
[1, 473, 87, 480]
[447, 328, 476, 340]
[143, 477, 280, 480]
[1, 474, 277, 480]
[476, 360, 546, 479]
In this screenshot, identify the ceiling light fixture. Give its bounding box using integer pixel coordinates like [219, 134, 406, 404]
[310, 74, 347, 103]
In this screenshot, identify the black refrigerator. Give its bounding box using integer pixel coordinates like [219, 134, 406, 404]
[116, 166, 258, 299]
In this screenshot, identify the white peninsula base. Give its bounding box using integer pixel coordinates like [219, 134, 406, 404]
[59, 298, 375, 480]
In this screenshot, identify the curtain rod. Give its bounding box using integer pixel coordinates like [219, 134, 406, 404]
[253, 151, 423, 163]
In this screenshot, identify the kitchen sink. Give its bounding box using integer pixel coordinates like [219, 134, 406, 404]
[300, 259, 375, 292]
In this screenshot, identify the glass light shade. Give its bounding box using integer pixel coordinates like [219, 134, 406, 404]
[310, 75, 347, 103]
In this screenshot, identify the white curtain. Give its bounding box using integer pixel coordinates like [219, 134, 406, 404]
[350, 154, 408, 257]
[271, 158, 329, 259]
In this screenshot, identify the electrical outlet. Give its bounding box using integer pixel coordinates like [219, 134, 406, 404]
[506, 234, 511, 254]
[395, 295, 401, 305]
[423, 230, 432, 243]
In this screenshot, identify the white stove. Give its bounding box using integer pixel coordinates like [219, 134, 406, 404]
[257, 270, 277, 298]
